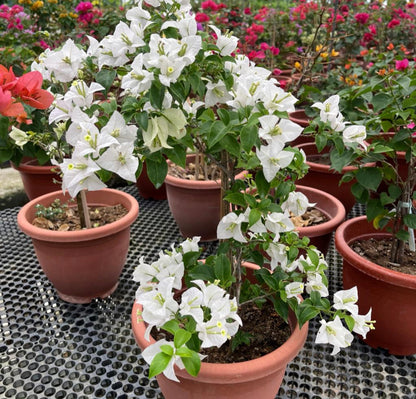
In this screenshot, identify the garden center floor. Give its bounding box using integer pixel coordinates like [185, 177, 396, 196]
[0, 185, 415, 399]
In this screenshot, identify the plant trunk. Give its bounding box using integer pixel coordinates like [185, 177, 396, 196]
[77, 190, 91, 229]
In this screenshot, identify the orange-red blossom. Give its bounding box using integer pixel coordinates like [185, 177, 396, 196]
[0, 65, 54, 124]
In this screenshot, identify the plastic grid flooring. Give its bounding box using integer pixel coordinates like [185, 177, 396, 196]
[0, 185, 415, 399]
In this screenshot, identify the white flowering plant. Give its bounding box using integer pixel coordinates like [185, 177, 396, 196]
[304, 58, 416, 267]
[15, 0, 375, 380]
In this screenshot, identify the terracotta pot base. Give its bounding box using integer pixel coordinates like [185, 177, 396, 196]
[57, 281, 118, 304]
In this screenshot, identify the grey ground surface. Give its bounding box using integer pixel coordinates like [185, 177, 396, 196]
[0, 165, 28, 210]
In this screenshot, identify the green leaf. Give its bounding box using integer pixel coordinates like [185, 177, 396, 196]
[355, 167, 382, 192]
[214, 254, 232, 284]
[396, 229, 410, 241]
[224, 192, 246, 207]
[366, 198, 385, 221]
[95, 69, 116, 93]
[403, 213, 416, 229]
[271, 296, 289, 322]
[255, 170, 270, 198]
[146, 155, 168, 189]
[149, 82, 165, 110]
[343, 314, 355, 331]
[249, 208, 261, 227]
[162, 320, 180, 335]
[160, 344, 174, 356]
[174, 329, 191, 349]
[189, 263, 216, 283]
[181, 350, 201, 377]
[207, 120, 228, 148]
[165, 146, 187, 168]
[149, 352, 172, 378]
[219, 135, 240, 157]
[372, 93, 392, 113]
[217, 108, 230, 125]
[298, 305, 320, 328]
[240, 125, 258, 152]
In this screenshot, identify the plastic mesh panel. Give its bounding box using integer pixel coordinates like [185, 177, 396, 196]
[0, 187, 415, 399]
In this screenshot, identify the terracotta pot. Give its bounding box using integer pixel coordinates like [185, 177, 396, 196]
[288, 109, 311, 128]
[12, 158, 61, 200]
[135, 162, 167, 200]
[295, 185, 345, 255]
[165, 155, 246, 242]
[295, 142, 367, 214]
[335, 216, 416, 355]
[131, 264, 308, 399]
[17, 188, 139, 303]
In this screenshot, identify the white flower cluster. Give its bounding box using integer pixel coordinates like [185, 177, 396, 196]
[133, 237, 242, 381]
[312, 95, 367, 149]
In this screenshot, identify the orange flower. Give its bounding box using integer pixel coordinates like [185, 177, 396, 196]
[377, 68, 386, 76]
[360, 49, 368, 56]
[345, 63, 351, 70]
[0, 65, 17, 91]
[387, 43, 394, 51]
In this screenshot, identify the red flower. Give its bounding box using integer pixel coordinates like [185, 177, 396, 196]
[195, 12, 210, 23]
[201, 0, 219, 11]
[0, 86, 26, 121]
[0, 65, 17, 91]
[244, 7, 251, 15]
[387, 18, 400, 28]
[354, 13, 370, 24]
[12, 71, 54, 110]
[395, 59, 409, 70]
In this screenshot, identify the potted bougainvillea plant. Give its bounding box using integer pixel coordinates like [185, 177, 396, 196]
[12, 0, 374, 395]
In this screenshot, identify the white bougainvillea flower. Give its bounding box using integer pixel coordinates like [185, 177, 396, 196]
[43, 39, 87, 82]
[281, 191, 316, 217]
[315, 316, 354, 355]
[205, 80, 233, 108]
[65, 80, 104, 108]
[209, 25, 238, 56]
[96, 143, 138, 182]
[265, 211, 295, 235]
[180, 236, 201, 253]
[126, 4, 151, 27]
[136, 277, 179, 340]
[179, 287, 204, 323]
[266, 242, 288, 271]
[9, 127, 29, 149]
[329, 111, 347, 132]
[352, 309, 375, 339]
[162, 14, 198, 37]
[100, 111, 137, 145]
[342, 125, 367, 149]
[256, 143, 295, 182]
[258, 115, 303, 145]
[261, 83, 298, 113]
[305, 274, 329, 297]
[217, 212, 247, 243]
[141, 339, 185, 382]
[332, 287, 359, 315]
[312, 95, 340, 123]
[121, 54, 154, 97]
[285, 281, 304, 303]
[59, 155, 106, 198]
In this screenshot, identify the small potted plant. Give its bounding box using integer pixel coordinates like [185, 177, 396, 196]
[0, 64, 63, 199]
[332, 55, 416, 355]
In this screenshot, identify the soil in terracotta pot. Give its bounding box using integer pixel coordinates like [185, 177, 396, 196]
[31, 203, 128, 231]
[291, 208, 328, 227]
[168, 161, 221, 181]
[154, 301, 291, 363]
[351, 238, 416, 276]
[307, 153, 331, 165]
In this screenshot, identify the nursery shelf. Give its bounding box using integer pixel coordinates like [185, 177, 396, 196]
[0, 186, 415, 399]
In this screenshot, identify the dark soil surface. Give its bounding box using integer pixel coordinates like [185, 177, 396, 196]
[292, 207, 328, 227]
[351, 237, 416, 276]
[169, 162, 221, 181]
[31, 204, 128, 231]
[154, 301, 291, 364]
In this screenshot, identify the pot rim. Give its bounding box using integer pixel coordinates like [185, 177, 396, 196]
[295, 142, 374, 173]
[295, 184, 346, 237]
[12, 159, 60, 175]
[17, 188, 139, 242]
[335, 215, 416, 289]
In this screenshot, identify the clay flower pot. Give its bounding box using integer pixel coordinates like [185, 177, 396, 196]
[135, 162, 167, 200]
[335, 216, 416, 355]
[12, 158, 61, 200]
[17, 188, 139, 304]
[131, 262, 308, 399]
[295, 142, 365, 214]
[165, 155, 246, 241]
[295, 185, 345, 255]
